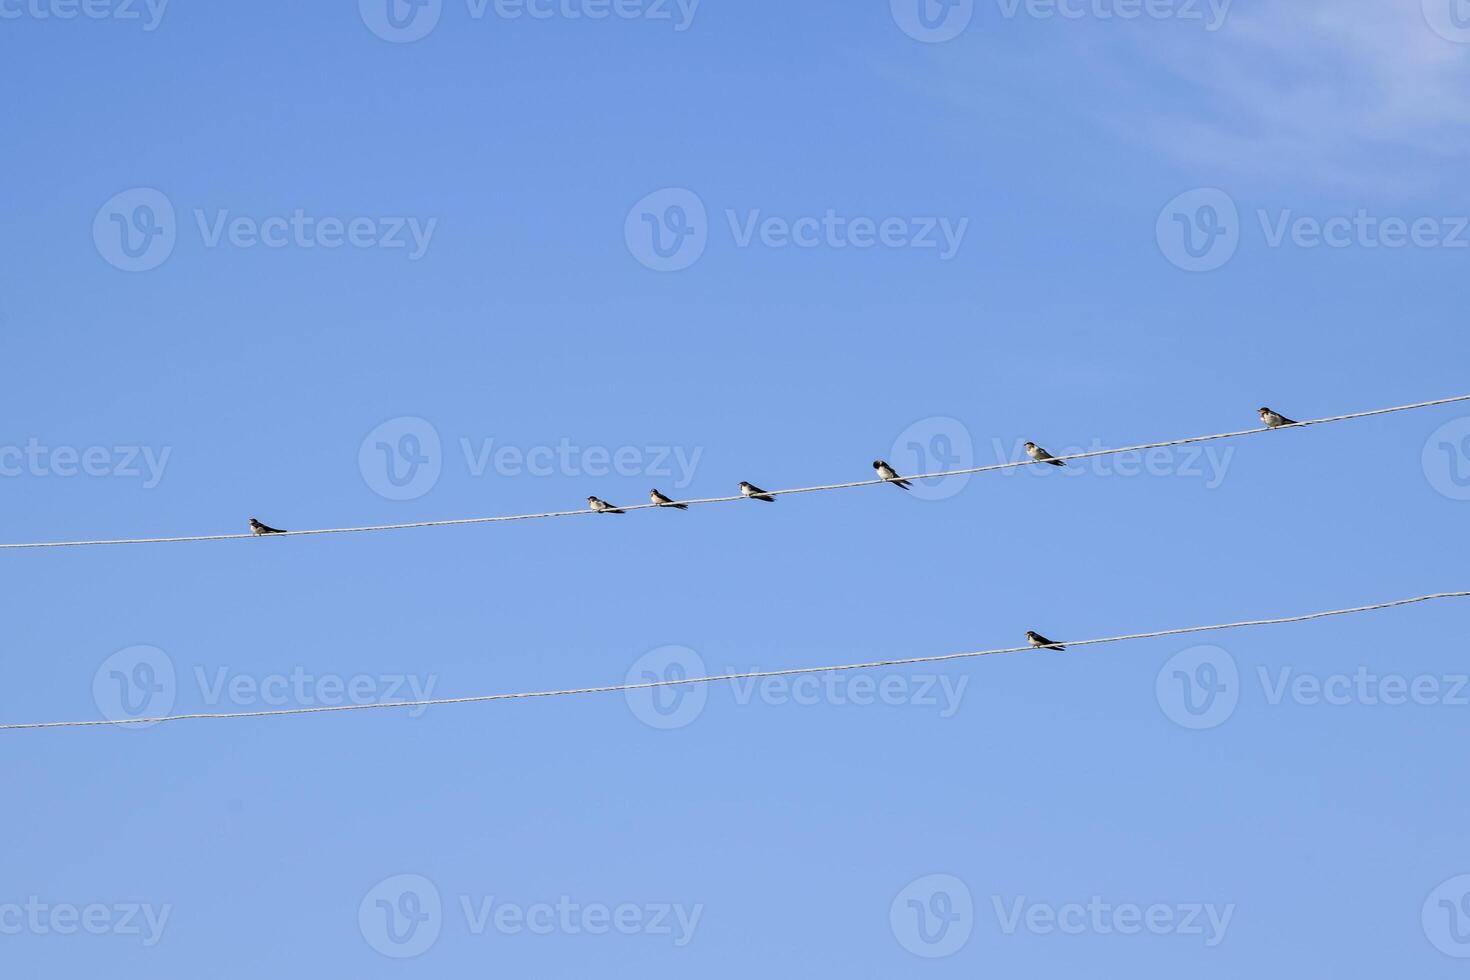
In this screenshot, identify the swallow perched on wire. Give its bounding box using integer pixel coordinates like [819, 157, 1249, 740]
[1024, 442, 1066, 467]
[1026, 630, 1066, 651]
[587, 496, 625, 514]
[249, 518, 286, 536]
[1259, 407, 1298, 428]
[739, 481, 776, 502]
[650, 489, 688, 510]
[872, 460, 913, 489]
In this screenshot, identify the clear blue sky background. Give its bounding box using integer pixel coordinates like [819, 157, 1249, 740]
[4, 0, 1470, 975]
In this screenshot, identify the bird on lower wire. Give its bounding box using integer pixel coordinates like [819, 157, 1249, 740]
[1026, 630, 1066, 651]
[249, 518, 287, 536]
[872, 460, 913, 489]
[739, 481, 776, 502]
[1259, 407, 1298, 428]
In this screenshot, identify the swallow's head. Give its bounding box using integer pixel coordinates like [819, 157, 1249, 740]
[587, 496, 598, 505]
[1025, 631, 1041, 642]
[1258, 407, 1272, 416]
[872, 460, 884, 470]
[739, 482, 752, 490]
[1024, 442, 1038, 452]
[649, 489, 660, 497]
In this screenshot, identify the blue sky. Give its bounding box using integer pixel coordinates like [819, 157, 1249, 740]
[4, 0, 1470, 975]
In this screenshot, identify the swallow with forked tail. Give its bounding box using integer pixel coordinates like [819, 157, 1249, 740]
[739, 481, 776, 502]
[873, 460, 913, 489]
[1024, 442, 1066, 467]
[650, 489, 688, 510]
[1259, 407, 1298, 428]
[588, 496, 625, 514]
[1026, 630, 1066, 652]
